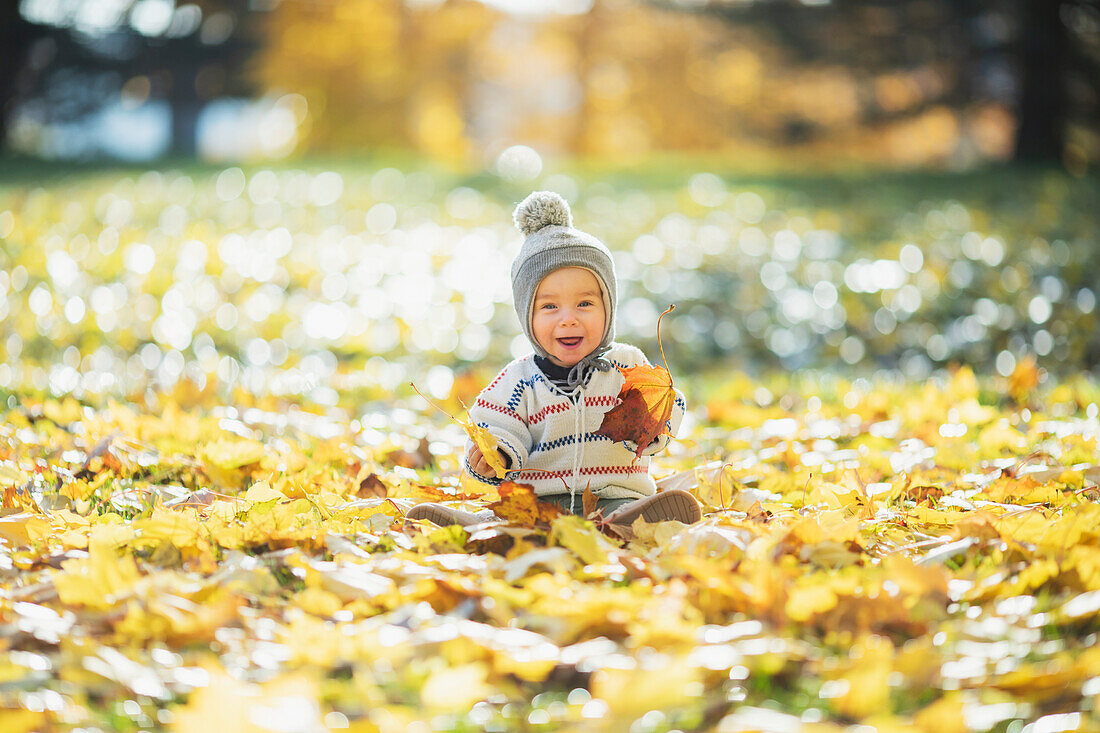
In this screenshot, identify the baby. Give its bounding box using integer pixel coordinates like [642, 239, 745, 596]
[408, 191, 700, 527]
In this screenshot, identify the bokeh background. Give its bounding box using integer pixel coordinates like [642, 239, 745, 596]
[1, 0, 1098, 406]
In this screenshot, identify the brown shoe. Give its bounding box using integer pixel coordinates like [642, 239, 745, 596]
[605, 489, 701, 525]
[405, 502, 490, 528]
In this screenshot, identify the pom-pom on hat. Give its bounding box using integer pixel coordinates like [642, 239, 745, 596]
[510, 191, 617, 373]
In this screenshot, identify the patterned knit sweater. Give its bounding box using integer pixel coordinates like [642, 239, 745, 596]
[465, 342, 686, 500]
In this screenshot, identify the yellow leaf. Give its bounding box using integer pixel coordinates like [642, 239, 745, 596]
[294, 588, 344, 617]
[420, 662, 492, 711]
[1068, 546, 1100, 591]
[0, 461, 28, 485]
[1009, 558, 1060, 594]
[808, 481, 862, 510]
[954, 398, 997, 426]
[786, 579, 838, 622]
[690, 464, 743, 509]
[946, 366, 978, 403]
[0, 709, 48, 733]
[459, 470, 499, 499]
[829, 635, 894, 720]
[1008, 355, 1040, 403]
[910, 505, 963, 527]
[199, 438, 266, 489]
[0, 513, 51, 547]
[884, 555, 949, 599]
[549, 515, 618, 565]
[412, 385, 507, 479]
[914, 695, 967, 733]
[466, 422, 507, 479]
[53, 535, 141, 609]
[630, 517, 689, 549]
[43, 397, 83, 425]
[244, 480, 284, 503]
[201, 439, 266, 470]
[758, 470, 798, 497]
[592, 655, 699, 719]
[978, 420, 1025, 455]
[136, 509, 203, 549]
[172, 669, 323, 733]
[790, 510, 860, 545]
[90, 521, 137, 547]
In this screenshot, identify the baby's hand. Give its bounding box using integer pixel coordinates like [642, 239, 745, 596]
[467, 446, 507, 477]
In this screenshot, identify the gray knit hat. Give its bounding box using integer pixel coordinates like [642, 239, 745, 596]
[511, 191, 617, 379]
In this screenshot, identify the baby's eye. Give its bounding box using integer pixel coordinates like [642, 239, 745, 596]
[540, 302, 557, 310]
[579, 300, 594, 307]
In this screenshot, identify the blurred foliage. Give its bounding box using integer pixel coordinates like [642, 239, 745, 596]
[250, 0, 1038, 168]
[253, 0, 494, 165]
[9, 0, 1097, 170]
[1, 367, 1099, 730]
[0, 159, 1097, 408]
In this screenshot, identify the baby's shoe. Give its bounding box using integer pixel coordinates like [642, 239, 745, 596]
[405, 503, 495, 528]
[605, 489, 701, 525]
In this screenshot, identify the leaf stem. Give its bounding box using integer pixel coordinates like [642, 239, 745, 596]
[409, 382, 460, 424]
[656, 304, 675, 381]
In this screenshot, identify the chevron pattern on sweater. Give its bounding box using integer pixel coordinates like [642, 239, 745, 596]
[474, 398, 521, 422]
[505, 375, 542, 411]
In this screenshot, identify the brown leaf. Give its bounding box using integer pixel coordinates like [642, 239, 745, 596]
[416, 437, 433, 468]
[905, 485, 944, 503]
[594, 306, 677, 461]
[466, 524, 540, 556]
[594, 366, 674, 461]
[582, 484, 598, 518]
[357, 473, 387, 499]
[384, 449, 425, 469]
[487, 482, 563, 525]
[746, 501, 770, 523]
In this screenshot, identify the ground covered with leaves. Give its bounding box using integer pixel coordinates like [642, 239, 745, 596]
[2, 365, 1099, 733]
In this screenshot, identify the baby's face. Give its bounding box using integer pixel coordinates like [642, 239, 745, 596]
[532, 267, 606, 367]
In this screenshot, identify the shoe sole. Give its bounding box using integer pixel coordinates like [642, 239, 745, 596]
[405, 505, 477, 527]
[610, 490, 701, 525]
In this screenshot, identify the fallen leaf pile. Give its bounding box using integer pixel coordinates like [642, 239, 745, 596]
[2, 365, 1100, 732]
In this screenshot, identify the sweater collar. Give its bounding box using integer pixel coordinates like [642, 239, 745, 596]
[534, 355, 573, 383]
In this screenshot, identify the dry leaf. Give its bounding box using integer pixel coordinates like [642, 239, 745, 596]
[412, 383, 508, 479]
[595, 305, 677, 460]
[582, 484, 598, 517]
[467, 421, 508, 479]
[595, 364, 676, 460]
[487, 482, 563, 525]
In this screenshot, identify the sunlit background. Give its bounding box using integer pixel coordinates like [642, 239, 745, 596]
[1, 0, 1098, 405]
[6, 0, 1098, 168]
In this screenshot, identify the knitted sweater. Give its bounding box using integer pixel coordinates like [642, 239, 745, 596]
[465, 342, 686, 500]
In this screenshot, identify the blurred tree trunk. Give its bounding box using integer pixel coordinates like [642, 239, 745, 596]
[1013, 0, 1068, 161]
[168, 56, 201, 157]
[0, 5, 35, 153]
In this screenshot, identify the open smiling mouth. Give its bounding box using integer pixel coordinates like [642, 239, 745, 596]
[557, 337, 583, 347]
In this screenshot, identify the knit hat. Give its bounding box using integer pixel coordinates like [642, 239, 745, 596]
[511, 191, 617, 383]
